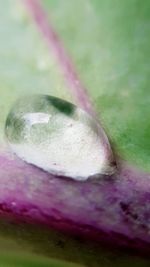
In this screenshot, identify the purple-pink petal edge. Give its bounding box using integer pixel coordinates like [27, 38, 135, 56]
[1, 153, 150, 253]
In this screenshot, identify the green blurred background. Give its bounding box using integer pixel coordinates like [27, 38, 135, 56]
[0, 0, 149, 266]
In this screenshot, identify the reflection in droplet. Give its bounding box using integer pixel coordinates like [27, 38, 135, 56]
[5, 95, 116, 181]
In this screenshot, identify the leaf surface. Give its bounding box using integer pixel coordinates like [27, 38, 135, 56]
[0, 1, 150, 266]
[43, 0, 150, 172]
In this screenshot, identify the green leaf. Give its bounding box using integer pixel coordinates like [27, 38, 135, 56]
[0, 1, 150, 267]
[0, 251, 79, 267]
[43, 0, 150, 172]
[0, 0, 72, 144]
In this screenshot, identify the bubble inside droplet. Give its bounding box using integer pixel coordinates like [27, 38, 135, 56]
[5, 95, 116, 181]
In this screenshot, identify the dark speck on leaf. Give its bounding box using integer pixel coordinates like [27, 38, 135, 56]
[56, 239, 65, 249]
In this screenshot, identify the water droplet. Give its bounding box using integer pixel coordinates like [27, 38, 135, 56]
[5, 95, 116, 181]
